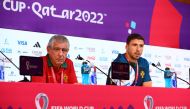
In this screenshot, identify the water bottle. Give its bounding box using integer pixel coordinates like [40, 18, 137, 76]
[171, 72, 177, 88]
[81, 61, 90, 85]
[0, 60, 4, 81]
[164, 67, 173, 88]
[90, 66, 97, 85]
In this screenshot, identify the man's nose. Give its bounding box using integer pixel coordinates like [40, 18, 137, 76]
[136, 45, 141, 51]
[58, 50, 65, 55]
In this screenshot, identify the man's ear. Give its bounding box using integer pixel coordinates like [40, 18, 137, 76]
[47, 46, 50, 53]
[125, 44, 128, 50]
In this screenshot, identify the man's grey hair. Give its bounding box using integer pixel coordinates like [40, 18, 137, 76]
[47, 35, 70, 48]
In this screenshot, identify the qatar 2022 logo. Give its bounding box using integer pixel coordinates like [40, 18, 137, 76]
[125, 20, 137, 34]
[35, 93, 49, 109]
[144, 95, 154, 109]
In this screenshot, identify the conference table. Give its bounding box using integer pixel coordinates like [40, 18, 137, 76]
[0, 82, 189, 109]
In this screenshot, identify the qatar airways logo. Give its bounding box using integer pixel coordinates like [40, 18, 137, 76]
[3, 0, 107, 25]
[1, 48, 12, 53]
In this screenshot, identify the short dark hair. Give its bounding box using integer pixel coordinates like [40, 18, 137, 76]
[126, 33, 144, 44]
[165, 67, 170, 70]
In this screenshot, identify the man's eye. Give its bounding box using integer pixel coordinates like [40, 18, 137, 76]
[62, 48, 69, 52]
[55, 48, 60, 50]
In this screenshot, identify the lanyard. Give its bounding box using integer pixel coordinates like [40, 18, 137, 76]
[134, 62, 139, 86]
[50, 67, 64, 84]
[125, 54, 139, 86]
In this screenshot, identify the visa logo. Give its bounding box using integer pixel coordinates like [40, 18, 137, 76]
[18, 41, 27, 45]
[112, 50, 119, 54]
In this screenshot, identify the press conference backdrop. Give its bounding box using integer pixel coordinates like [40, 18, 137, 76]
[1, 0, 190, 49]
[0, 28, 190, 88]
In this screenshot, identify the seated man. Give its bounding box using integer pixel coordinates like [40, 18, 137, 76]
[32, 35, 78, 84]
[107, 33, 152, 87]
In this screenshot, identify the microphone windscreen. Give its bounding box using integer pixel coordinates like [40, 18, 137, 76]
[152, 63, 156, 67]
[76, 55, 84, 60]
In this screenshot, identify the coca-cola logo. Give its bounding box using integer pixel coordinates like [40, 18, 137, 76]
[87, 56, 96, 61]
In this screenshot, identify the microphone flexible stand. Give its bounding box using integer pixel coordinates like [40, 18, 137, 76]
[76, 55, 116, 85]
[152, 63, 190, 88]
[0, 51, 29, 82]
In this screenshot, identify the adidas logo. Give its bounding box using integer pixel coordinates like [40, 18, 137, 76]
[33, 42, 41, 48]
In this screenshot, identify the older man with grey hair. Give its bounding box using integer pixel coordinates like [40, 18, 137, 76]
[32, 35, 78, 84]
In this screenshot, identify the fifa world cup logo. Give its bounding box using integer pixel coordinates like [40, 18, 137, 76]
[35, 93, 49, 109]
[144, 95, 154, 109]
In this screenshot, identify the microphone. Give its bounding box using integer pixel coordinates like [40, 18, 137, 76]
[189, 68, 190, 88]
[151, 63, 190, 88]
[151, 63, 165, 72]
[0, 51, 29, 82]
[75, 55, 84, 60]
[75, 54, 116, 85]
[0, 51, 19, 70]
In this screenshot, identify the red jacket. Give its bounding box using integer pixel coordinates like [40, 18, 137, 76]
[31, 55, 78, 84]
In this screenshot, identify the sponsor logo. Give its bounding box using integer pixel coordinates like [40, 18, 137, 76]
[183, 65, 190, 68]
[0, 48, 12, 53]
[154, 55, 162, 59]
[17, 40, 27, 45]
[174, 64, 181, 68]
[0, 57, 12, 63]
[112, 50, 119, 54]
[17, 50, 29, 54]
[33, 42, 41, 48]
[0, 38, 9, 45]
[156, 62, 161, 67]
[165, 55, 172, 60]
[99, 65, 109, 70]
[32, 51, 42, 56]
[165, 63, 171, 67]
[184, 57, 190, 62]
[144, 53, 151, 58]
[86, 47, 95, 52]
[74, 46, 84, 50]
[8, 71, 17, 76]
[86, 56, 96, 61]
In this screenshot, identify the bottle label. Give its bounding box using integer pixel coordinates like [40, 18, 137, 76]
[0, 63, 4, 80]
